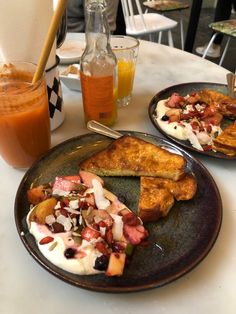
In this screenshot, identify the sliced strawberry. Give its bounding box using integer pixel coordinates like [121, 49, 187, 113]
[190, 121, 200, 130]
[81, 226, 100, 241]
[203, 145, 212, 151]
[186, 92, 201, 104]
[123, 225, 149, 245]
[201, 104, 217, 118]
[63, 175, 81, 184]
[202, 112, 223, 126]
[85, 193, 95, 206]
[79, 170, 104, 188]
[95, 241, 109, 255]
[106, 229, 113, 245]
[167, 93, 185, 108]
[53, 176, 79, 192]
[122, 212, 140, 226]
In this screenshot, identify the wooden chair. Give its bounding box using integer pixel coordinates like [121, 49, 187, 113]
[120, 0, 178, 46]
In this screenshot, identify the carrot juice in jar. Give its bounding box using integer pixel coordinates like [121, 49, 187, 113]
[0, 62, 51, 168]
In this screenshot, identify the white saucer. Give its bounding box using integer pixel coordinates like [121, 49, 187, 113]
[57, 39, 85, 64]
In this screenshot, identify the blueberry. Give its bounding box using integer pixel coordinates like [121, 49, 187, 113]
[64, 248, 76, 259]
[94, 255, 109, 271]
[161, 115, 169, 121]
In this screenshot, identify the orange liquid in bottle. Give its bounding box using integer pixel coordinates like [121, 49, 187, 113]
[80, 71, 117, 126]
[0, 76, 51, 168]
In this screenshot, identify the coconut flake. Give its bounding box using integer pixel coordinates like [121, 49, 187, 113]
[92, 179, 110, 209]
[54, 201, 61, 209]
[196, 131, 212, 145]
[64, 206, 80, 215]
[56, 215, 72, 231]
[45, 214, 56, 225]
[185, 124, 203, 151]
[52, 189, 70, 196]
[99, 226, 106, 237]
[69, 199, 79, 209]
[110, 214, 124, 241]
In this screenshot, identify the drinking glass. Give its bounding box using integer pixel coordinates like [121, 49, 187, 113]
[0, 62, 51, 168]
[111, 35, 139, 107]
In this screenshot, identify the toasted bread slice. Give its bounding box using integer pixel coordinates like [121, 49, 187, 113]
[213, 122, 236, 156]
[140, 173, 197, 201]
[138, 178, 174, 223]
[138, 174, 197, 223]
[80, 135, 186, 181]
[199, 89, 236, 119]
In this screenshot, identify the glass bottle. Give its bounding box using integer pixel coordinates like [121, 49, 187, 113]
[80, 0, 117, 126]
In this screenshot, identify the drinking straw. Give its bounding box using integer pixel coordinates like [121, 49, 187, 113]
[32, 0, 67, 84]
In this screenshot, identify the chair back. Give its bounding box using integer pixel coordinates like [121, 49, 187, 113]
[121, 0, 147, 32]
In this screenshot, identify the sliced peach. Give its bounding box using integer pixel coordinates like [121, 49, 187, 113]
[29, 197, 57, 224]
[27, 184, 52, 205]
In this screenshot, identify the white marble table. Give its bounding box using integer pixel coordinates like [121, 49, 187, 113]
[1, 36, 235, 314]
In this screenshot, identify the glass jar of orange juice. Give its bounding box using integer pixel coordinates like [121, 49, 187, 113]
[0, 62, 51, 168]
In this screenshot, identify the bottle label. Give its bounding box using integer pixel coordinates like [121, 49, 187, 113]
[80, 72, 116, 121]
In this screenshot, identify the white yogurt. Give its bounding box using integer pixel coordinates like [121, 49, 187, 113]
[154, 99, 222, 151]
[27, 211, 101, 275]
[155, 100, 188, 140]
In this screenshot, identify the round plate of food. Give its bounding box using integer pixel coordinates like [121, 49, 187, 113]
[15, 132, 222, 292]
[148, 82, 236, 159]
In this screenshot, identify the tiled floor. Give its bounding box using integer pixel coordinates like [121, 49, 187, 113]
[161, 6, 236, 73]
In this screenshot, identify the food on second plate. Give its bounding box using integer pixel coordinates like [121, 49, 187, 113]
[138, 174, 197, 223]
[213, 121, 236, 156]
[80, 135, 186, 181]
[199, 89, 236, 119]
[27, 170, 149, 277]
[154, 89, 236, 153]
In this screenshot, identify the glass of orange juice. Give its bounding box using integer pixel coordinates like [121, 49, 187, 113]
[111, 36, 139, 107]
[0, 62, 51, 168]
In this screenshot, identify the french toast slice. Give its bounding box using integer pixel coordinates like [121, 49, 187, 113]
[138, 178, 174, 223]
[138, 174, 197, 223]
[213, 122, 236, 156]
[140, 173, 197, 201]
[80, 135, 186, 181]
[199, 89, 236, 119]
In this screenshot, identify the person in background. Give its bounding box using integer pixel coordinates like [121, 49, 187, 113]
[196, 0, 236, 58]
[67, 0, 85, 32]
[67, 0, 120, 33]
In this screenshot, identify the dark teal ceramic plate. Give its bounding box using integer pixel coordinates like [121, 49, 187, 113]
[15, 132, 222, 292]
[149, 82, 236, 159]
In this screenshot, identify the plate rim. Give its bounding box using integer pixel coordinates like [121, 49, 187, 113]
[148, 81, 236, 160]
[14, 131, 223, 292]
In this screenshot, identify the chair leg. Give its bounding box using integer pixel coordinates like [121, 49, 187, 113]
[167, 30, 174, 47]
[158, 31, 163, 44]
[180, 12, 184, 50]
[219, 37, 231, 66]
[202, 33, 218, 58]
